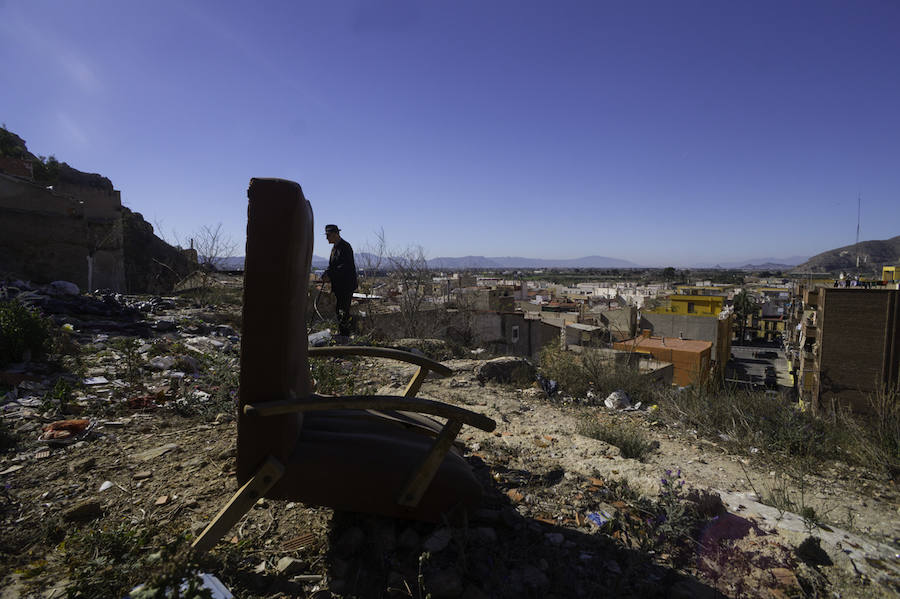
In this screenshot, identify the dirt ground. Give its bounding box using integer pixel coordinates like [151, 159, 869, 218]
[1, 293, 899, 598]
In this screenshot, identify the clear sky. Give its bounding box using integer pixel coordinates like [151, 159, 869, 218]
[2, 1, 899, 267]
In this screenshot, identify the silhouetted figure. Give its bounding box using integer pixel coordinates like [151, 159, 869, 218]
[322, 224, 357, 339]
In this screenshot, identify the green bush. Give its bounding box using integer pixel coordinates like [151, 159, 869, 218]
[0, 299, 51, 366]
[577, 416, 657, 461]
[538, 345, 590, 397]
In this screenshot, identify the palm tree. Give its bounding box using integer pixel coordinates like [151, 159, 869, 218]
[733, 290, 757, 345]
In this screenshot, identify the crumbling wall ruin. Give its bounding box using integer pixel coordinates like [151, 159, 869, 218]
[0, 172, 125, 291]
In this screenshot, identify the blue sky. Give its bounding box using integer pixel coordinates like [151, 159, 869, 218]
[2, 1, 899, 267]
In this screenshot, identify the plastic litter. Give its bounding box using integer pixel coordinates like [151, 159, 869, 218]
[586, 510, 613, 529]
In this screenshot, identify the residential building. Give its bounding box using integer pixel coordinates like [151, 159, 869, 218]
[798, 287, 899, 415]
[613, 333, 712, 386]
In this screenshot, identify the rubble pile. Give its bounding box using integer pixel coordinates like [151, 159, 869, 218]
[1, 282, 898, 598]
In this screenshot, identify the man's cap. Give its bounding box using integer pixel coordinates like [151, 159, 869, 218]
[325, 224, 340, 233]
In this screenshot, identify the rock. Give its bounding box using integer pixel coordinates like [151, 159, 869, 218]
[545, 532, 565, 545]
[149, 356, 176, 371]
[49, 281, 80, 296]
[153, 320, 177, 332]
[470, 527, 497, 545]
[397, 527, 420, 551]
[62, 498, 102, 522]
[334, 526, 365, 557]
[476, 357, 535, 385]
[519, 565, 549, 589]
[275, 556, 306, 576]
[131, 443, 179, 461]
[68, 456, 96, 473]
[422, 527, 453, 553]
[604, 389, 631, 410]
[424, 568, 464, 598]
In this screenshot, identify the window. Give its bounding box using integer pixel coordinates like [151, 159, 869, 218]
[687, 302, 695, 313]
[511, 325, 520, 344]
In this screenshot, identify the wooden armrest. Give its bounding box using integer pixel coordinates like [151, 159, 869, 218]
[243, 393, 496, 432]
[309, 346, 453, 377]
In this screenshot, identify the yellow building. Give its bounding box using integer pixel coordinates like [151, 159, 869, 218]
[648, 294, 724, 316]
[883, 266, 897, 283]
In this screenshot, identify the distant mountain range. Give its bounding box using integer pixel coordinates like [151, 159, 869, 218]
[215, 253, 639, 271]
[790, 235, 900, 274]
[426, 255, 639, 269]
[215, 253, 821, 271]
[691, 256, 809, 269]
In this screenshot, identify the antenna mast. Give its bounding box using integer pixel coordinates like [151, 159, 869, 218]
[855, 195, 861, 269]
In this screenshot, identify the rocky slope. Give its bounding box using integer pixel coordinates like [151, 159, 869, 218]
[0, 284, 898, 598]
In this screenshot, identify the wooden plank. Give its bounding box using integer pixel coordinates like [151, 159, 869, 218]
[191, 456, 285, 554]
[244, 394, 495, 431]
[397, 419, 463, 507]
[403, 366, 428, 397]
[309, 346, 453, 377]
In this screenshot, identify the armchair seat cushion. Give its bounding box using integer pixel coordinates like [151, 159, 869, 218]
[264, 416, 482, 521]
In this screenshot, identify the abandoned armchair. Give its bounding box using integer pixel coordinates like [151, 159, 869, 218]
[192, 178, 496, 554]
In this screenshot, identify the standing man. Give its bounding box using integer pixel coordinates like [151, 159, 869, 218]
[323, 224, 358, 340]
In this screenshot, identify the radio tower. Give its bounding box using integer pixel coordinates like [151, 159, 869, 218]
[855, 195, 861, 270]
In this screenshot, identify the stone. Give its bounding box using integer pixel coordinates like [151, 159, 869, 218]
[422, 527, 453, 553]
[153, 320, 177, 332]
[49, 281, 80, 296]
[132, 443, 178, 461]
[62, 498, 102, 522]
[397, 527, 420, 551]
[275, 556, 306, 576]
[424, 568, 464, 598]
[470, 527, 497, 545]
[545, 532, 565, 545]
[520, 565, 549, 589]
[149, 356, 176, 371]
[475, 357, 535, 385]
[334, 526, 365, 557]
[68, 456, 96, 473]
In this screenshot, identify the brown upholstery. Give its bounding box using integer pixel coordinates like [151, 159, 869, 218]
[235, 178, 484, 520]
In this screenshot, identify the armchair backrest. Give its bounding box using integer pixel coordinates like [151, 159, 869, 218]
[236, 178, 313, 484]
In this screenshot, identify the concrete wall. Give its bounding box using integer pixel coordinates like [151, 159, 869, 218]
[639, 312, 727, 360]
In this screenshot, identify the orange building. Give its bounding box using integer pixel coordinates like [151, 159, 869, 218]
[613, 333, 712, 386]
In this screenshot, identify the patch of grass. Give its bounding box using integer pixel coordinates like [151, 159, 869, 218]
[0, 299, 52, 366]
[59, 523, 211, 598]
[578, 416, 657, 461]
[311, 356, 364, 395]
[655, 383, 844, 460]
[111, 337, 145, 391]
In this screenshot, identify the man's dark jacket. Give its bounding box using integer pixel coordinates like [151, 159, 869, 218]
[325, 239, 358, 294]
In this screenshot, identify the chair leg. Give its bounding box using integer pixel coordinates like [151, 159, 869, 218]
[397, 419, 463, 507]
[192, 456, 285, 554]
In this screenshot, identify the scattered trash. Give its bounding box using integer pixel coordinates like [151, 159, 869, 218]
[83, 376, 109, 385]
[99, 480, 114, 492]
[604, 390, 631, 410]
[586, 510, 614, 529]
[0, 464, 24, 476]
[308, 329, 332, 347]
[128, 572, 233, 599]
[39, 419, 92, 442]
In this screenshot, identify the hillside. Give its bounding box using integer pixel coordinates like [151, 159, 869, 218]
[1, 284, 898, 598]
[791, 235, 900, 274]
